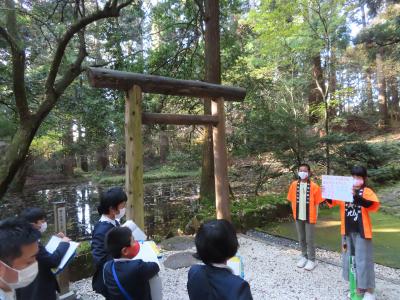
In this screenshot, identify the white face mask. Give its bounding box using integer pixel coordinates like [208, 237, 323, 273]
[353, 178, 364, 187]
[39, 222, 47, 233]
[116, 207, 126, 220]
[0, 260, 38, 289]
[298, 171, 309, 180]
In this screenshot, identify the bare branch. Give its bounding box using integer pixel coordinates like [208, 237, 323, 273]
[0, 26, 20, 53]
[4, 0, 30, 121]
[45, 0, 134, 94]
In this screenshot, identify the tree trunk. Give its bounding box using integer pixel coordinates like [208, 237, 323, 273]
[61, 122, 75, 177]
[0, 1, 133, 199]
[80, 155, 89, 172]
[159, 126, 169, 163]
[10, 153, 32, 193]
[360, 1, 374, 113]
[308, 54, 324, 124]
[200, 0, 222, 201]
[390, 77, 399, 113]
[329, 49, 337, 117]
[96, 145, 109, 171]
[0, 119, 40, 198]
[376, 48, 389, 127]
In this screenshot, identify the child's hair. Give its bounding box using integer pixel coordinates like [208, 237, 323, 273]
[97, 187, 127, 215]
[20, 207, 46, 223]
[195, 219, 238, 265]
[351, 165, 367, 178]
[105, 227, 132, 259]
[0, 217, 40, 265]
[298, 163, 311, 172]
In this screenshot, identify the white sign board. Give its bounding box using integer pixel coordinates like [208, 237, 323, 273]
[322, 175, 354, 202]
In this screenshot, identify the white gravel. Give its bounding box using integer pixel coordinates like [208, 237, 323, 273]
[72, 234, 400, 300]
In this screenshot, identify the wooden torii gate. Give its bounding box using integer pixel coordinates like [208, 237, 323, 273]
[87, 68, 246, 228]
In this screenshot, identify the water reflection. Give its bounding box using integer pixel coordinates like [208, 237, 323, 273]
[1, 180, 200, 240]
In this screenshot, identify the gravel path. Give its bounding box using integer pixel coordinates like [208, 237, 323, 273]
[72, 233, 400, 300]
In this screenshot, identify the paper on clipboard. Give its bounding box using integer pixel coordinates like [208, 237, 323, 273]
[322, 175, 354, 202]
[122, 220, 147, 241]
[45, 236, 79, 274]
[132, 241, 162, 300]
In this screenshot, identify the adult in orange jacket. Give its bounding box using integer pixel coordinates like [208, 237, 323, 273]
[326, 166, 379, 300]
[287, 163, 323, 271]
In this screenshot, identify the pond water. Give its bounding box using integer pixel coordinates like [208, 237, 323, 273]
[0, 180, 200, 240]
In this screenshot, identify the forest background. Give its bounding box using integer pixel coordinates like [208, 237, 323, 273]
[1, 1, 400, 254]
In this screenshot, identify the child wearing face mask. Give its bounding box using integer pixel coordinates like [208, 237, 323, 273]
[0, 217, 41, 300]
[91, 187, 127, 297]
[16, 208, 71, 300]
[287, 163, 323, 271]
[325, 166, 379, 300]
[103, 227, 160, 300]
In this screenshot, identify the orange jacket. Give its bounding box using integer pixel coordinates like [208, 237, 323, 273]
[328, 187, 380, 239]
[287, 180, 323, 224]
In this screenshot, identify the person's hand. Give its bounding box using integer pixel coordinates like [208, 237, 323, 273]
[62, 237, 71, 242]
[56, 232, 65, 238]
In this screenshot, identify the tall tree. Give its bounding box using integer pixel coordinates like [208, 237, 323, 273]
[0, 0, 133, 199]
[199, 0, 221, 201]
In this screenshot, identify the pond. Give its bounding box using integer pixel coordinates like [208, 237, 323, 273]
[0, 180, 200, 240]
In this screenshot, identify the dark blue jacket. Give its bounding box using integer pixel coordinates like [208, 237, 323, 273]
[103, 259, 160, 300]
[16, 241, 70, 300]
[91, 221, 118, 296]
[187, 264, 253, 300]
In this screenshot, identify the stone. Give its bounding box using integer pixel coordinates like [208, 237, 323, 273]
[159, 236, 195, 251]
[184, 216, 201, 235]
[163, 252, 199, 270]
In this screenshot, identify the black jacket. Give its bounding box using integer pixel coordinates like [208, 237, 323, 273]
[16, 241, 70, 300]
[187, 264, 253, 300]
[103, 259, 160, 300]
[91, 221, 118, 296]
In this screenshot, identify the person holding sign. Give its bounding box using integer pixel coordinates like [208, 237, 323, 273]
[91, 187, 127, 297]
[287, 163, 323, 271]
[325, 166, 379, 300]
[16, 208, 71, 300]
[103, 227, 160, 300]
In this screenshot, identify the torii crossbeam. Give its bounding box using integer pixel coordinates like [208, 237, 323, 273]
[87, 67, 246, 228]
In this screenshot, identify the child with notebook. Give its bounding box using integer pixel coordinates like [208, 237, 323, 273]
[16, 208, 71, 300]
[91, 187, 127, 297]
[103, 227, 160, 300]
[187, 219, 253, 300]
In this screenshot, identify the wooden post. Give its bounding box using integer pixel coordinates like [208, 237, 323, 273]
[53, 202, 76, 300]
[212, 97, 231, 220]
[125, 85, 145, 229]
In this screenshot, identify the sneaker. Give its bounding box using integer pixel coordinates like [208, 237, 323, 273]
[363, 292, 375, 300]
[304, 260, 316, 271]
[296, 256, 308, 268]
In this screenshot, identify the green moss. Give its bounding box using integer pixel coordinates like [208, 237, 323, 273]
[85, 167, 200, 185]
[76, 240, 91, 255]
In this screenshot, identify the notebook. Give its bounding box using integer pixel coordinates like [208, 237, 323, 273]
[45, 236, 79, 274]
[227, 255, 244, 279]
[122, 220, 147, 241]
[133, 241, 161, 267]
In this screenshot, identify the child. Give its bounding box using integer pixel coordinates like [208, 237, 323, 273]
[187, 219, 253, 300]
[91, 187, 127, 297]
[326, 166, 379, 300]
[103, 227, 160, 300]
[287, 163, 323, 270]
[16, 208, 71, 300]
